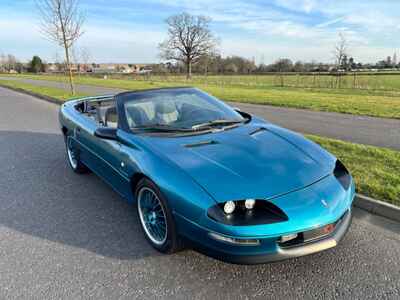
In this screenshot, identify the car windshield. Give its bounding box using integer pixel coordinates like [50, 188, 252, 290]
[123, 88, 245, 131]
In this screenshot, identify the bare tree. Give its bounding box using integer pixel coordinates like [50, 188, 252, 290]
[333, 32, 348, 68]
[36, 0, 85, 95]
[159, 13, 218, 79]
[332, 32, 349, 88]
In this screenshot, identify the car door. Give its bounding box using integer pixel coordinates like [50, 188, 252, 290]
[90, 131, 132, 199]
[77, 104, 132, 199]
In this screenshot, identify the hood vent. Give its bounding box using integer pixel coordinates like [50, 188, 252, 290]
[184, 140, 218, 148]
[249, 127, 268, 136]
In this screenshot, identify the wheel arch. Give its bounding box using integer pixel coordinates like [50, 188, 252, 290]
[61, 126, 68, 136]
[130, 172, 150, 202]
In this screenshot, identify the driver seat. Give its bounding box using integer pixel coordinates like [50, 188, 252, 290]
[154, 101, 178, 124]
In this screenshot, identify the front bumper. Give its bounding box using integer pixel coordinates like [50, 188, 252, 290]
[176, 208, 352, 264]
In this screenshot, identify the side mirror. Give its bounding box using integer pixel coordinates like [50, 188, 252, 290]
[236, 109, 252, 122]
[94, 127, 118, 140]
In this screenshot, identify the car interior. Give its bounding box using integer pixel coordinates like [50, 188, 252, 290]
[79, 96, 223, 131]
[78, 98, 118, 128]
[125, 101, 222, 128]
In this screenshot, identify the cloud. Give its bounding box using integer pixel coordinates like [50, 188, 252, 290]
[79, 23, 165, 63]
[344, 12, 399, 33]
[0, 15, 165, 63]
[316, 17, 345, 28]
[274, 0, 318, 13]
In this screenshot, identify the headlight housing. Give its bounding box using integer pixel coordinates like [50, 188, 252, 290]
[207, 199, 288, 226]
[333, 160, 351, 190]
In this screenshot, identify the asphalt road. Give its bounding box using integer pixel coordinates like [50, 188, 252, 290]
[0, 86, 399, 299]
[1, 76, 400, 150]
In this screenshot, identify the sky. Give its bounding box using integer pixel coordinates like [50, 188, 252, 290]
[0, 0, 399, 64]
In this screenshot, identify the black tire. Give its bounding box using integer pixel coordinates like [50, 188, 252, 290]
[65, 136, 89, 174]
[135, 178, 182, 254]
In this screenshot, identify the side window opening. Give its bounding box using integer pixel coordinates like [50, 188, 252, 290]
[78, 98, 118, 128]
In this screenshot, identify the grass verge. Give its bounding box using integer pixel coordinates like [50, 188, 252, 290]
[309, 135, 400, 206]
[2, 74, 400, 119]
[0, 80, 398, 205]
[0, 79, 87, 101]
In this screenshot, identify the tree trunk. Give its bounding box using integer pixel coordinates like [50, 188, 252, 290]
[64, 45, 75, 95]
[57, 3, 75, 96]
[186, 59, 192, 80]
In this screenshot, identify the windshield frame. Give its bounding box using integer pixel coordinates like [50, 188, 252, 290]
[115, 87, 248, 135]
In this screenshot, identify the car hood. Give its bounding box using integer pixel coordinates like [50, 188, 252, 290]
[145, 123, 335, 202]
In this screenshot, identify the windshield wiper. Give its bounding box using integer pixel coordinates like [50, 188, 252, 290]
[132, 124, 194, 132]
[191, 119, 244, 130]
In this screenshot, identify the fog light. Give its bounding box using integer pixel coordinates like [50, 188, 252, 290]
[209, 232, 260, 246]
[245, 199, 256, 210]
[280, 233, 298, 243]
[224, 201, 236, 214]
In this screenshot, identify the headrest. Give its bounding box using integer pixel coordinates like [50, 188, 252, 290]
[105, 106, 117, 123]
[155, 101, 176, 114]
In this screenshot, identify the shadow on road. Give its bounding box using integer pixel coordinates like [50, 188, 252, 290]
[0, 130, 159, 260]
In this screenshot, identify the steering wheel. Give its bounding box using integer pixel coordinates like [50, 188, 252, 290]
[185, 108, 208, 122]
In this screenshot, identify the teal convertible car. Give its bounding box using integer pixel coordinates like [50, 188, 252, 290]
[59, 87, 355, 264]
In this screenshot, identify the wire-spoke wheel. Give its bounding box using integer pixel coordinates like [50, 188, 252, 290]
[65, 136, 89, 174]
[138, 187, 168, 245]
[67, 142, 78, 169]
[135, 178, 182, 253]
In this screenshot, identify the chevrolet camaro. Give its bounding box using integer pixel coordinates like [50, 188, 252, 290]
[59, 87, 354, 264]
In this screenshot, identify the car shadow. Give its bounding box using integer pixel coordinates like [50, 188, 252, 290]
[0, 130, 160, 260]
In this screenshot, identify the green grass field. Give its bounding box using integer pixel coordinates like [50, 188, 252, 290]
[0, 78, 398, 205]
[1, 73, 400, 119]
[129, 73, 400, 91]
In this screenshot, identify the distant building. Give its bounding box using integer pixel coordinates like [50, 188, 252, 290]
[90, 63, 152, 74]
[43, 62, 153, 74]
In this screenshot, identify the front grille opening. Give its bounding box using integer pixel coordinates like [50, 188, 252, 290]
[278, 211, 347, 248]
[279, 233, 305, 248]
